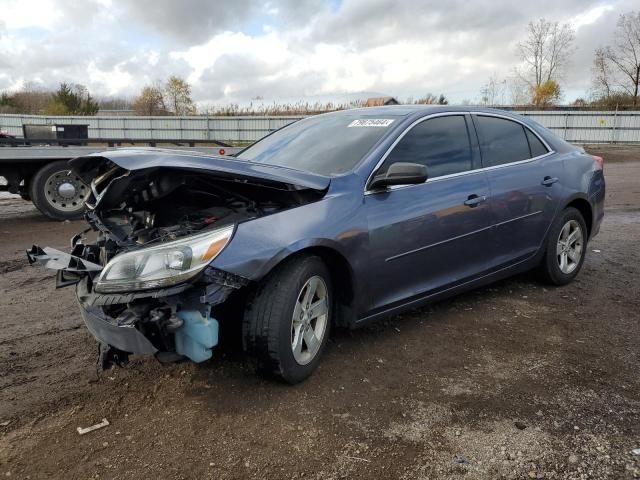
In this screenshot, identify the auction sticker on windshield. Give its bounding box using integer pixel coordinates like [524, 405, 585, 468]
[348, 119, 395, 127]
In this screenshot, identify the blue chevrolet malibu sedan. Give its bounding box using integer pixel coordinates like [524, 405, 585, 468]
[29, 106, 605, 383]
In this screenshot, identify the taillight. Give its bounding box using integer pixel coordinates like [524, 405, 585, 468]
[592, 155, 604, 170]
[219, 148, 226, 155]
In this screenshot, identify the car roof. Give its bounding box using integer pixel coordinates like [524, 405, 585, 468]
[326, 105, 529, 120]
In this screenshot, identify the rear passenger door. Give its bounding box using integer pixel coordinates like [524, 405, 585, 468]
[472, 114, 564, 269]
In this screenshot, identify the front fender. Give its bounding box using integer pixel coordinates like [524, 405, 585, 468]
[248, 237, 355, 280]
[211, 174, 368, 282]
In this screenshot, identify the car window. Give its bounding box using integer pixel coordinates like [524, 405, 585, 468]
[237, 114, 400, 176]
[474, 116, 531, 167]
[378, 115, 474, 179]
[525, 127, 549, 157]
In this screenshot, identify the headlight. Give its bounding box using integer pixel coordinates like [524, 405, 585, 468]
[94, 225, 234, 293]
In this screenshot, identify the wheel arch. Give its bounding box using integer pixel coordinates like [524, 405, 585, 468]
[563, 194, 593, 238]
[260, 242, 358, 328]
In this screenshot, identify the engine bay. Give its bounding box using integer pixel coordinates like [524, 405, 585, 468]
[86, 168, 318, 263]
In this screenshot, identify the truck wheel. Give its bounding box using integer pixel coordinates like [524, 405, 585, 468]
[29, 160, 88, 220]
[539, 207, 588, 286]
[243, 255, 332, 384]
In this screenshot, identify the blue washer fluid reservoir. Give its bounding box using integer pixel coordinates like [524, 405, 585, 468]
[174, 310, 219, 362]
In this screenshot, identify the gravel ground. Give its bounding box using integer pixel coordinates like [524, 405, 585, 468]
[0, 147, 639, 479]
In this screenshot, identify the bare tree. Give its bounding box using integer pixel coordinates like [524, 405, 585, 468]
[7, 83, 52, 114]
[601, 12, 640, 106]
[480, 74, 506, 106]
[517, 19, 575, 88]
[507, 76, 530, 105]
[591, 47, 614, 99]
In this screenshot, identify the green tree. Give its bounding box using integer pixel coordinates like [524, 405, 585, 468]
[47, 83, 99, 115]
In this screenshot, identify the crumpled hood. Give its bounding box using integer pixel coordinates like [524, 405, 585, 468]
[69, 148, 331, 192]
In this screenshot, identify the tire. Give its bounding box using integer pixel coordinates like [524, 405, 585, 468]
[539, 207, 588, 286]
[243, 255, 332, 384]
[29, 161, 88, 220]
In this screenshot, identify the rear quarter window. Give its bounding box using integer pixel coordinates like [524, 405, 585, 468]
[525, 128, 549, 157]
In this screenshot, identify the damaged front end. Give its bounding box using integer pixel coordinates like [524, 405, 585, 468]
[27, 149, 328, 369]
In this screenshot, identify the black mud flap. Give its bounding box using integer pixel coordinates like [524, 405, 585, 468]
[27, 245, 102, 288]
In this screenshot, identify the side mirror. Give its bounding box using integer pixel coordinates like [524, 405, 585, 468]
[369, 162, 428, 190]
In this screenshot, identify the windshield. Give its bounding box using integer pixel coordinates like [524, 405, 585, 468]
[236, 113, 401, 175]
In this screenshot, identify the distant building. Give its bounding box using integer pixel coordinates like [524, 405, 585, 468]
[365, 96, 400, 107]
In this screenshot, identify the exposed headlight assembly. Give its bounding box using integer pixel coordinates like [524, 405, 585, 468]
[94, 225, 234, 293]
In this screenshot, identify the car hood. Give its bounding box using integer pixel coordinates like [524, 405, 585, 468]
[69, 148, 331, 192]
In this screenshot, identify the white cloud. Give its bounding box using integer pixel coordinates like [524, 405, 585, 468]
[86, 61, 133, 96]
[570, 5, 615, 29]
[0, 0, 61, 30]
[0, 0, 637, 105]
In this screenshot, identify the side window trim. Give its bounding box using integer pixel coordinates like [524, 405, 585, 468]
[471, 113, 554, 170]
[365, 112, 472, 192]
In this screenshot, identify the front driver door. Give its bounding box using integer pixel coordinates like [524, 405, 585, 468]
[363, 114, 492, 315]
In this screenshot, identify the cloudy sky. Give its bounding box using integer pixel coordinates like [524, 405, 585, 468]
[0, 0, 637, 106]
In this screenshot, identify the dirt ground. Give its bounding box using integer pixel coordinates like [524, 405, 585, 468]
[0, 147, 639, 479]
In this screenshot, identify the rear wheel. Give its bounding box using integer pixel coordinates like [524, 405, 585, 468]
[29, 161, 88, 220]
[243, 255, 332, 384]
[539, 207, 588, 285]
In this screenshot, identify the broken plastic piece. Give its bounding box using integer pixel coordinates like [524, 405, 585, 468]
[77, 418, 109, 435]
[98, 343, 130, 370]
[27, 245, 102, 272]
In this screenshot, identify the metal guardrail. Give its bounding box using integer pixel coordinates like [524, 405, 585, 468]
[0, 114, 303, 144]
[1, 111, 640, 144]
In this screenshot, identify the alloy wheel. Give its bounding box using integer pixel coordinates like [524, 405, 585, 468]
[291, 275, 329, 365]
[556, 219, 584, 274]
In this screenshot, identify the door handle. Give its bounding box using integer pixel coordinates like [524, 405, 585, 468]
[464, 194, 486, 207]
[541, 176, 559, 186]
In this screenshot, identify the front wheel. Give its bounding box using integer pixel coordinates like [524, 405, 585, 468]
[539, 207, 588, 286]
[243, 256, 332, 384]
